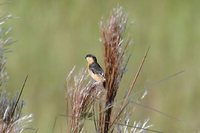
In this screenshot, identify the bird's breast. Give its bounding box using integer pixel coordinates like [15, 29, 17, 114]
[88, 69, 105, 82]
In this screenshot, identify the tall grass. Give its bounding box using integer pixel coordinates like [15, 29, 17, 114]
[0, 14, 32, 133]
[65, 6, 156, 133]
[99, 6, 129, 132]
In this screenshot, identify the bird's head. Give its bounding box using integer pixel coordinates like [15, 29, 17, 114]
[85, 54, 97, 64]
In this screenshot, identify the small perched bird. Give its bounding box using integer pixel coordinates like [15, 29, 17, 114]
[85, 54, 106, 82]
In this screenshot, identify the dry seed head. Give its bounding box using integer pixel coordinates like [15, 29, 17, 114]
[65, 67, 104, 132]
[0, 91, 32, 133]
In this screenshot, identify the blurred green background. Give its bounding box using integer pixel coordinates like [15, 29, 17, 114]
[1, 0, 200, 132]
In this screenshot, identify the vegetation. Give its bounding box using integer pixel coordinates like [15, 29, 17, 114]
[0, 0, 199, 132]
[0, 15, 32, 133]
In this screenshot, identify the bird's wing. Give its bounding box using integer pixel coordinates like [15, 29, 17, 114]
[89, 63, 105, 77]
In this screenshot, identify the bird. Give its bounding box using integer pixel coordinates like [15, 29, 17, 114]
[85, 54, 106, 82]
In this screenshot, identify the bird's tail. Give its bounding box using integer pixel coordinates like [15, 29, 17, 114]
[103, 81, 106, 88]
